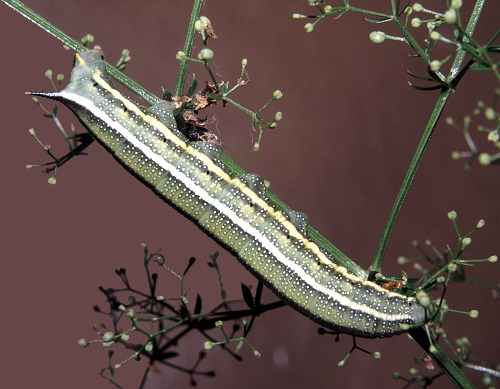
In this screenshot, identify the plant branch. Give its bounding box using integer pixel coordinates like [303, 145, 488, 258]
[371, 0, 486, 274]
[174, 0, 204, 96]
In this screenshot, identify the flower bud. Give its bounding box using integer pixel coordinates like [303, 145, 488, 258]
[369, 31, 386, 44]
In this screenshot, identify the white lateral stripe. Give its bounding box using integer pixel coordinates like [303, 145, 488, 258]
[93, 73, 407, 299]
[60, 90, 412, 323]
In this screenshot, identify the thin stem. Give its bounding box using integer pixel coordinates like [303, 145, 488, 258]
[2, 0, 161, 105]
[174, 0, 204, 96]
[409, 328, 474, 388]
[371, 0, 486, 274]
[371, 90, 451, 274]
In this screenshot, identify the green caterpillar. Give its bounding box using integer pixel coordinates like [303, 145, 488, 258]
[31, 50, 426, 338]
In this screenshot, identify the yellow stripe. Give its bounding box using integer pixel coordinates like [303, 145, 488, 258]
[85, 55, 406, 300]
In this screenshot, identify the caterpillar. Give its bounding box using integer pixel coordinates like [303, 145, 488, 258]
[30, 50, 426, 338]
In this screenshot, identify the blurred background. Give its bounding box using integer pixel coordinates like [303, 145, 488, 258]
[1, 1, 498, 388]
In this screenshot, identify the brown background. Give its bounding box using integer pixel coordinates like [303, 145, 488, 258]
[1, 1, 498, 388]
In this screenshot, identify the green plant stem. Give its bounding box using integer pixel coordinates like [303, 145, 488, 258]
[2, 0, 161, 105]
[174, 0, 203, 96]
[1, 0, 366, 279]
[371, 0, 486, 275]
[409, 328, 474, 388]
[370, 90, 451, 274]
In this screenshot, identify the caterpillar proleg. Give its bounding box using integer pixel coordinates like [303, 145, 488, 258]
[30, 50, 426, 338]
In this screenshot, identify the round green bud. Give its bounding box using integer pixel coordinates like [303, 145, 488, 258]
[204, 341, 213, 350]
[28, 128, 36, 136]
[484, 107, 496, 121]
[412, 3, 423, 12]
[482, 374, 493, 386]
[199, 16, 211, 28]
[437, 276, 445, 283]
[56, 74, 65, 81]
[430, 31, 441, 41]
[430, 60, 441, 71]
[44, 145, 51, 151]
[181, 296, 188, 304]
[409, 367, 418, 375]
[274, 111, 283, 122]
[369, 31, 386, 44]
[451, 151, 460, 160]
[26, 165, 33, 169]
[48, 177, 57, 185]
[487, 131, 499, 142]
[413, 263, 424, 272]
[253, 350, 262, 358]
[488, 255, 498, 263]
[461, 237, 471, 249]
[241, 58, 248, 66]
[273, 90, 283, 99]
[118, 304, 126, 311]
[393, 372, 401, 379]
[31, 97, 39, 104]
[304, 23, 314, 33]
[103, 332, 114, 342]
[476, 219, 485, 229]
[448, 263, 458, 272]
[469, 310, 479, 318]
[77, 338, 87, 346]
[451, 0, 462, 9]
[447, 210, 457, 221]
[121, 333, 130, 341]
[198, 48, 214, 61]
[145, 342, 153, 352]
[45, 69, 53, 78]
[292, 13, 308, 19]
[194, 20, 202, 31]
[324, 6, 333, 13]
[397, 256, 408, 264]
[215, 320, 223, 329]
[416, 290, 430, 307]
[114, 363, 122, 369]
[429, 345, 437, 354]
[156, 296, 165, 301]
[127, 309, 135, 318]
[176, 51, 187, 60]
[411, 18, 422, 28]
[122, 49, 130, 57]
[445, 116, 455, 125]
[478, 153, 491, 165]
[457, 337, 470, 346]
[373, 351, 381, 359]
[444, 9, 457, 24]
